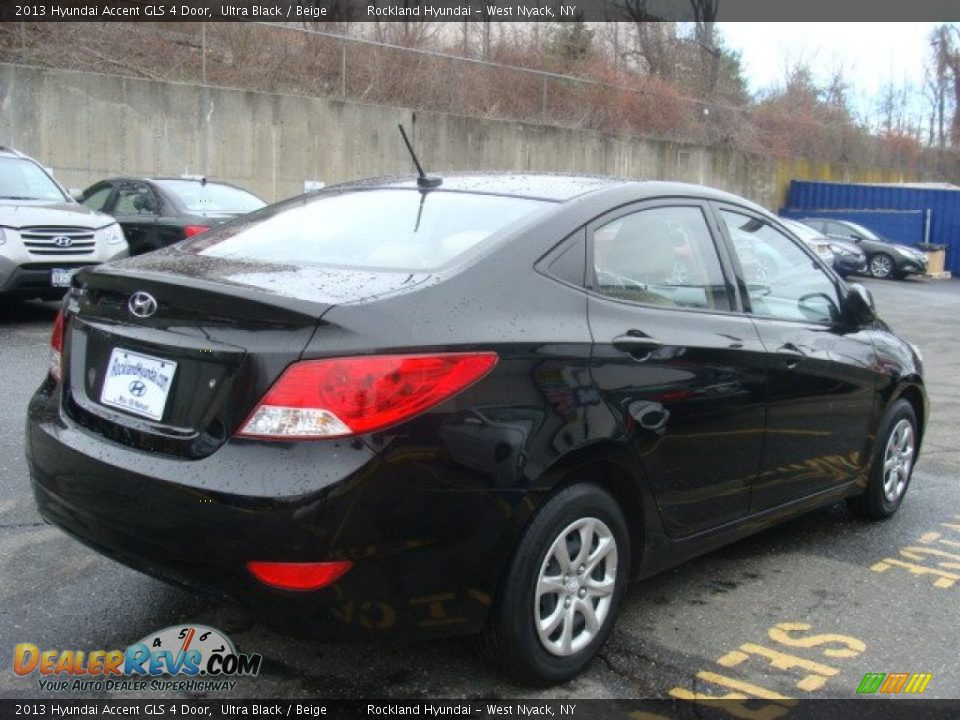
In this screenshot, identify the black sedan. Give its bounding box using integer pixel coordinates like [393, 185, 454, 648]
[79, 177, 266, 255]
[800, 218, 928, 279]
[27, 175, 927, 684]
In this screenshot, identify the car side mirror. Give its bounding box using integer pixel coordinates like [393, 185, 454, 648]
[842, 283, 875, 326]
[69, 189, 84, 202]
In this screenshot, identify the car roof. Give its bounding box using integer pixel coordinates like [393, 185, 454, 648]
[332, 172, 628, 201]
[330, 172, 767, 208]
[0, 146, 35, 161]
[91, 176, 241, 187]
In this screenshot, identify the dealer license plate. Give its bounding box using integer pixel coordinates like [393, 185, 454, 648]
[51, 268, 75, 287]
[99, 348, 178, 421]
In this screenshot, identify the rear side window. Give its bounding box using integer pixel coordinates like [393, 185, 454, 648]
[185, 189, 551, 270]
[591, 205, 731, 311]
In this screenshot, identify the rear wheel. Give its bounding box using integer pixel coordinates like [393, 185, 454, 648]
[484, 484, 630, 685]
[869, 253, 895, 279]
[847, 399, 918, 520]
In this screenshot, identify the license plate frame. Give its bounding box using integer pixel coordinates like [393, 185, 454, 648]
[99, 347, 178, 422]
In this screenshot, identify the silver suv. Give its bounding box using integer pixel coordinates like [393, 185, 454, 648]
[0, 147, 128, 300]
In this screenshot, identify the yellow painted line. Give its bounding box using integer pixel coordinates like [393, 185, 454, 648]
[695, 671, 793, 701]
[871, 557, 960, 589]
[664, 693, 790, 720]
[767, 623, 865, 659]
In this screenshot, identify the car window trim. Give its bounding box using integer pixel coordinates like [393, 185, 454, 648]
[712, 201, 847, 328]
[583, 197, 744, 315]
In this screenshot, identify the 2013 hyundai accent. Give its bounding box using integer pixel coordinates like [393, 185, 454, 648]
[27, 174, 927, 684]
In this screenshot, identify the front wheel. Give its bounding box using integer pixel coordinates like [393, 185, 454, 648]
[847, 399, 918, 520]
[484, 484, 630, 685]
[869, 253, 895, 279]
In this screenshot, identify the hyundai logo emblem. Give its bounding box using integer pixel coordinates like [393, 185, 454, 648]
[128, 380, 147, 397]
[128, 291, 158, 319]
[52, 236, 73, 248]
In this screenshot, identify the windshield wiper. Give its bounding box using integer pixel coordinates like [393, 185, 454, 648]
[0, 195, 41, 200]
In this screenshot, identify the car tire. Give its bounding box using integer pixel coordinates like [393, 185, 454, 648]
[869, 253, 895, 279]
[846, 399, 918, 521]
[483, 483, 630, 685]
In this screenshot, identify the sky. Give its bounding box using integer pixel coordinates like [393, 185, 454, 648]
[718, 22, 950, 119]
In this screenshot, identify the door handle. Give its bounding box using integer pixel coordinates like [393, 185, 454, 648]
[776, 342, 805, 370]
[613, 331, 663, 360]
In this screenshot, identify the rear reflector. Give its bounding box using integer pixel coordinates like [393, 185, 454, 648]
[183, 225, 212, 238]
[237, 352, 498, 439]
[49, 308, 64, 382]
[246, 560, 352, 591]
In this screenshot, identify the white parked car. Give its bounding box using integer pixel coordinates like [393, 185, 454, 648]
[781, 218, 835, 266]
[0, 147, 128, 300]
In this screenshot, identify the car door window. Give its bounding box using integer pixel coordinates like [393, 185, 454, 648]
[591, 205, 731, 311]
[115, 183, 160, 216]
[720, 209, 841, 324]
[82, 185, 113, 212]
[825, 221, 852, 239]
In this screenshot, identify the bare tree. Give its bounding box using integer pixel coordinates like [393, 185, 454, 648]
[690, 0, 720, 96]
[622, 0, 678, 79]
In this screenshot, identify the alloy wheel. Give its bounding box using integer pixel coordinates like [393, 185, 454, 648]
[882, 418, 915, 502]
[870, 254, 893, 278]
[534, 517, 618, 657]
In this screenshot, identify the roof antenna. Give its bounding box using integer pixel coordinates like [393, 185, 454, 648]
[398, 124, 442, 189]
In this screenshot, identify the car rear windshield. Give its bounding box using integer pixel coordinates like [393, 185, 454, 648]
[182, 189, 552, 270]
[0, 157, 66, 202]
[155, 180, 265, 214]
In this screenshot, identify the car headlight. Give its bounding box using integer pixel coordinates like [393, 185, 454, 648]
[98, 223, 126, 245]
[830, 244, 853, 257]
[895, 246, 922, 260]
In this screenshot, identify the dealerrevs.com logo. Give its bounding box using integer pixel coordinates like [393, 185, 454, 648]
[14, 625, 262, 692]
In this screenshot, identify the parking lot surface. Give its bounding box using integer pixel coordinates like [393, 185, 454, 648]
[2, 278, 959, 700]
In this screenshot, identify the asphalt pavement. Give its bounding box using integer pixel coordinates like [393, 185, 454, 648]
[1, 278, 958, 702]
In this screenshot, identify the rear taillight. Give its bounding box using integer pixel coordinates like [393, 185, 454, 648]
[246, 560, 352, 591]
[49, 309, 64, 382]
[237, 352, 498, 440]
[183, 225, 211, 238]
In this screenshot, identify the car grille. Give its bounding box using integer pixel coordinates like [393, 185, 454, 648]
[21, 226, 97, 256]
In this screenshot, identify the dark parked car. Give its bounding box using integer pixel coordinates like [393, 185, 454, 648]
[28, 175, 927, 684]
[800, 218, 927, 279]
[781, 218, 867, 277]
[80, 177, 266, 255]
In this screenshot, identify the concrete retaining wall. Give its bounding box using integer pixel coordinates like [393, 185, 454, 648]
[0, 63, 917, 208]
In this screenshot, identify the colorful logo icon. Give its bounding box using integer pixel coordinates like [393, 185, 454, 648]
[856, 672, 932, 694]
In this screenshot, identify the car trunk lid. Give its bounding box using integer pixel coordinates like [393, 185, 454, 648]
[61, 250, 431, 458]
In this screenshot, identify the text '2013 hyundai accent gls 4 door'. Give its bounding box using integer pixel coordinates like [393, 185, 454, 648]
[27, 175, 927, 684]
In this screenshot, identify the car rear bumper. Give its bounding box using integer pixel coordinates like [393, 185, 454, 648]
[26, 378, 516, 638]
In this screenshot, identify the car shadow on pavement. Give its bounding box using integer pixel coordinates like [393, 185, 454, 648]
[0, 299, 59, 324]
